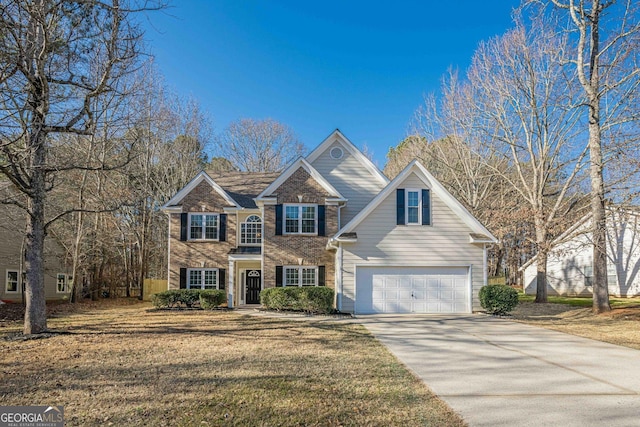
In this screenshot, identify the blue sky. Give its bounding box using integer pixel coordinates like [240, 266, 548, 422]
[142, 1, 521, 167]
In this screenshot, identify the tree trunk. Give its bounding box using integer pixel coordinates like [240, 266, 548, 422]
[534, 215, 548, 303]
[589, 110, 610, 313]
[24, 137, 48, 335]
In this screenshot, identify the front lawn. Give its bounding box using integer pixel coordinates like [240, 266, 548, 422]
[511, 296, 640, 351]
[0, 301, 464, 426]
[518, 293, 640, 308]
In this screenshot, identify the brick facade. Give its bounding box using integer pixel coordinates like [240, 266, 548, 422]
[262, 167, 338, 289]
[168, 181, 236, 289]
[168, 167, 339, 294]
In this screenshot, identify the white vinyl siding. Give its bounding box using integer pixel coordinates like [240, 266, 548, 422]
[340, 173, 485, 313]
[310, 142, 387, 225]
[523, 212, 640, 297]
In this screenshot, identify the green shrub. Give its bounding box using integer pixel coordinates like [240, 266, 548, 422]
[152, 290, 183, 308]
[479, 284, 519, 315]
[199, 290, 227, 309]
[260, 287, 334, 314]
[297, 287, 334, 313]
[152, 289, 227, 309]
[181, 289, 201, 308]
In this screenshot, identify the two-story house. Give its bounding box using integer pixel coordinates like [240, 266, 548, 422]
[162, 130, 496, 314]
[0, 199, 72, 303]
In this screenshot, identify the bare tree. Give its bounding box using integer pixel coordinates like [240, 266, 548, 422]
[0, 0, 156, 334]
[546, 0, 640, 313]
[216, 118, 305, 172]
[462, 16, 588, 302]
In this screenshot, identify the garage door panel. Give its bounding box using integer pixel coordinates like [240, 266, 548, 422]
[356, 266, 470, 314]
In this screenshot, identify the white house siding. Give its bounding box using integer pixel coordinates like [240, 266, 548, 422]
[523, 234, 595, 296]
[523, 213, 640, 297]
[309, 141, 386, 226]
[0, 205, 71, 302]
[340, 174, 485, 313]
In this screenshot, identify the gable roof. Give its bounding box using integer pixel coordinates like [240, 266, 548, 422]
[332, 160, 497, 243]
[518, 206, 640, 271]
[208, 171, 280, 209]
[161, 171, 241, 210]
[306, 129, 389, 186]
[255, 157, 346, 202]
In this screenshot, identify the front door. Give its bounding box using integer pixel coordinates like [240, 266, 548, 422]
[245, 270, 261, 304]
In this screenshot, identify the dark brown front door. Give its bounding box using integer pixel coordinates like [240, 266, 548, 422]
[246, 270, 261, 304]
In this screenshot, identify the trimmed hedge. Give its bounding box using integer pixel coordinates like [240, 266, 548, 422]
[152, 289, 227, 309]
[261, 287, 334, 314]
[479, 284, 519, 315]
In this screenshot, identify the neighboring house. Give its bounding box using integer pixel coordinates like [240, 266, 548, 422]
[522, 207, 640, 297]
[162, 129, 496, 314]
[0, 201, 72, 302]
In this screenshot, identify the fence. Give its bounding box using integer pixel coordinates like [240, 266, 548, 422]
[143, 279, 168, 301]
[487, 276, 506, 286]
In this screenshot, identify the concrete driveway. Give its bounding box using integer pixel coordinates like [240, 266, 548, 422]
[357, 314, 640, 427]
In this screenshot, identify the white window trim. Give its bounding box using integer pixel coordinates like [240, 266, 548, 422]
[5, 269, 19, 293]
[188, 213, 220, 241]
[187, 268, 220, 290]
[283, 204, 318, 235]
[239, 215, 262, 246]
[283, 266, 319, 287]
[405, 188, 422, 225]
[56, 273, 71, 293]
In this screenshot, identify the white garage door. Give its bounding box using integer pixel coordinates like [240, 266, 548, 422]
[355, 266, 470, 314]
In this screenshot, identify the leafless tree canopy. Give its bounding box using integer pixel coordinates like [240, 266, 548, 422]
[0, 0, 160, 334]
[216, 118, 305, 172]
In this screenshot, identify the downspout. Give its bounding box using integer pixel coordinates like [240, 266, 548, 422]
[337, 244, 343, 312]
[483, 244, 488, 287]
[166, 213, 171, 291]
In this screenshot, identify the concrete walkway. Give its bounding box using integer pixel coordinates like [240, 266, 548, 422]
[357, 314, 640, 427]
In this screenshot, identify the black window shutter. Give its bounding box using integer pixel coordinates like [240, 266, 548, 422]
[275, 205, 283, 235]
[179, 268, 187, 289]
[218, 268, 226, 290]
[318, 266, 325, 286]
[180, 213, 188, 241]
[396, 189, 405, 225]
[422, 189, 431, 225]
[318, 205, 326, 236]
[275, 266, 283, 287]
[219, 214, 227, 241]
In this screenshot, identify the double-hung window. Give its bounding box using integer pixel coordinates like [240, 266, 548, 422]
[284, 205, 317, 234]
[284, 266, 318, 287]
[56, 273, 71, 293]
[188, 268, 218, 289]
[240, 215, 262, 245]
[406, 189, 421, 225]
[189, 213, 219, 240]
[6, 270, 18, 293]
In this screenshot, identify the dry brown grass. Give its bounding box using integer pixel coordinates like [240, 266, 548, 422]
[0, 301, 464, 427]
[511, 301, 640, 350]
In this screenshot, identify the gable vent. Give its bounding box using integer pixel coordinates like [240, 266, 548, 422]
[330, 146, 344, 159]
